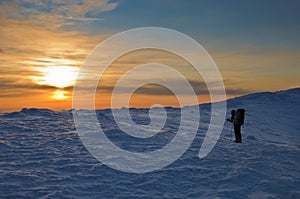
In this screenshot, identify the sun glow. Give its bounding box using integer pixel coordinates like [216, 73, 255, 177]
[51, 90, 70, 100]
[33, 66, 79, 88]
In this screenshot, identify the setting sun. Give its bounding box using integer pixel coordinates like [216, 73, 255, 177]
[33, 66, 79, 88]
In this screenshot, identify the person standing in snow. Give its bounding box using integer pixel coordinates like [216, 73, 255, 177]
[227, 109, 245, 143]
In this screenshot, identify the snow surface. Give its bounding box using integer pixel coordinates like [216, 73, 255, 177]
[0, 88, 299, 198]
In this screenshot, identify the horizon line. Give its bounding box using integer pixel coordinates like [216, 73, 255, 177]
[1, 87, 299, 114]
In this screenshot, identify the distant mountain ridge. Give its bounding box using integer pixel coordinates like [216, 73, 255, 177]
[1, 87, 299, 115]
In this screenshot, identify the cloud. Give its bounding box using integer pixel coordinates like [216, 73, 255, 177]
[0, 0, 118, 29]
[65, 16, 104, 21]
[0, 14, 103, 74]
[0, 77, 57, 98]
[214, 46, 300, 69]
[95, 79, 250, 97]
[0, 0, 114, 103]
[62, 0, 117, 17]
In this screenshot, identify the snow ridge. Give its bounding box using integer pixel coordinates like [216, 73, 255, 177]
[0, 88, 299, 198]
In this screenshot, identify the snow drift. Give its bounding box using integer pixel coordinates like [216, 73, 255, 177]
[0, 88, 299, 198]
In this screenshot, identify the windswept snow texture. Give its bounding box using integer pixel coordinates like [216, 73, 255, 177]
[0, 88, 299, 198]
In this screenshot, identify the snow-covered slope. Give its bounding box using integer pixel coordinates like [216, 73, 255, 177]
[0, 88, 299, 198]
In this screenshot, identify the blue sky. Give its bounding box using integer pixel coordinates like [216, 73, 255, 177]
[80, 0, 300, 89]
[82, 0, 300, 44]
[75, 0, 300, 75]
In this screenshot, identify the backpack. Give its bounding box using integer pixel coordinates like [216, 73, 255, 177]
[234, 108, 245, 126]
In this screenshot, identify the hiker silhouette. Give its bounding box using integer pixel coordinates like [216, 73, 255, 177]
[227, 109, 245, 143]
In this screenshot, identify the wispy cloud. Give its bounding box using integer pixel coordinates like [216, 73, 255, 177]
[1, 0, 117, 25]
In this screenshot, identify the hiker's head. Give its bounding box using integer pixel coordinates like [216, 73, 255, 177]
[231, 110, 236, 115]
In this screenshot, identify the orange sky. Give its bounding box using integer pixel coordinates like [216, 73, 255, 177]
[0, 1, 299, 112]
